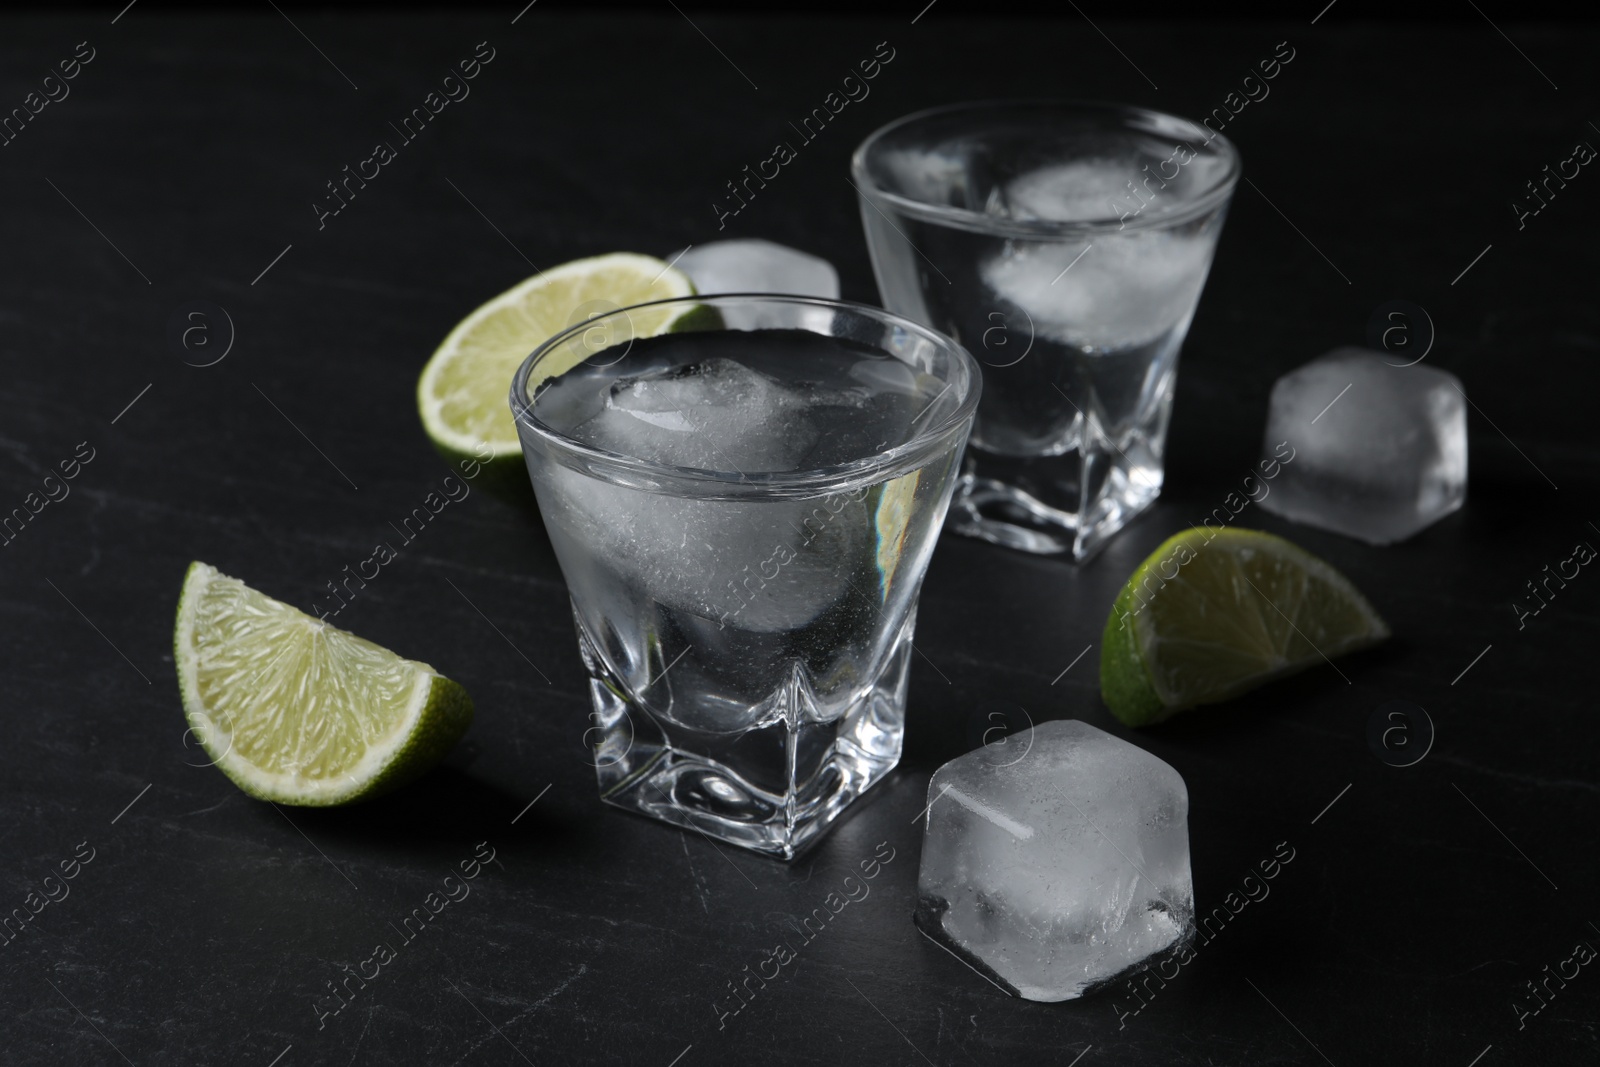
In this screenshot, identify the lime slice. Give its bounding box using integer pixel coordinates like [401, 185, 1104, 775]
[174, 562, 473, 805]
[417, 253, 697, 468]
[1100, 528, 1389, 726]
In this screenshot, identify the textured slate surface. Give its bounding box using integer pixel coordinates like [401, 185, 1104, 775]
[0, 9, 1595, 1066]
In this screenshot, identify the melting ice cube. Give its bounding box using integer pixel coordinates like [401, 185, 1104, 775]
[979, 160, 1223, 350]
[1257, 347, 1468, 544]
[546, 337, 915, 639]
[915, 719, 1194, 1002]
[579, 357, 821, 472]
[668, 239, 840, 300]
[987, 159, 1139, 222]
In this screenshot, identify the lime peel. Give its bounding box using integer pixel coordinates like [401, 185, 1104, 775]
[1099, 528, 1389, 726]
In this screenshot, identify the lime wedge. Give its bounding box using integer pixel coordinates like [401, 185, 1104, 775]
[174, 562, 473, 805]
[1100, 528, 1389, 726]
[417, 252, 697, 469]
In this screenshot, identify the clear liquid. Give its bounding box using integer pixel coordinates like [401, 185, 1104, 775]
[525, 329, 965, 856]
[859, 140, 1231, 559]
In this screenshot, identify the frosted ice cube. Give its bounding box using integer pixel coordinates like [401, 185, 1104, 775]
[669, 239, 839, 299]
[542, 462, 869, 643]
[977, 159, 1222, 349]
[916, 719, 1194, 1002]
[576, 357, 820, 472]
[989, 156, 1234, 226]
[989, 159, 1137, 222]
[553, 358, 874, 636]
[1257, 348, 1468, 544]
[980, 229, 1214, 350]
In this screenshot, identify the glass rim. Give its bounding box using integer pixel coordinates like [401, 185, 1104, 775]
[509, 293, 981, 496]
[850, 98, 1242, 238]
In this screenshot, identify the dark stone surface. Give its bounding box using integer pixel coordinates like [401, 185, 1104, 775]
[1, 10, 1596, 1065]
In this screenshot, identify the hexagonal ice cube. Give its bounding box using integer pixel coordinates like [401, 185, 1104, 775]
[1257, 347, 1468, 544]
[915, 719, 1194, 1002]
[667, 239, 840, 300]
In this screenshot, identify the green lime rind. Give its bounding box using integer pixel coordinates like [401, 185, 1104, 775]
[1099, 585, 1169, 727]
[664, 302, 724, 334]
[174, 561, 474, 806]
[1098, 528, 1389, 727]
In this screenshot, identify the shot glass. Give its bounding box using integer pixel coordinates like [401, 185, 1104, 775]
[853, 101, 1240, 561]
[510, 295, 980, 859]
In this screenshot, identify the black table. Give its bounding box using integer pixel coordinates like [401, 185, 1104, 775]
[2, 9, 1596, 1065]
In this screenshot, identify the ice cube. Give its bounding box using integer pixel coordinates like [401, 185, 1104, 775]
[538, 459, 870, 647]
[668, 239, 839, 300]
[551, 354, 877, 637]
[991, 155, 1233, 222]
[989, 159, 1138, 222]
[981, 229, 1215, 350]
[576, 357, 821, 472]
[1257, 348, 1468, 544]
[978, 159, 1222, 349]
[915, 719, 1194, 1002]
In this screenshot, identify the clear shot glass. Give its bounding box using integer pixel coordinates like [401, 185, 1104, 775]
[853, 101, 1239, 561]
[511, 294, 980, 859]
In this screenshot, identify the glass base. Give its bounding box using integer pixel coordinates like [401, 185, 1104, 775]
[948, 450, 1161, 562]
[577, 609, 914, 861]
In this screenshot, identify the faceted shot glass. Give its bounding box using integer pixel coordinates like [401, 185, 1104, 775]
[853, 101, 1240, 561]
[510, 295, 980, 859]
